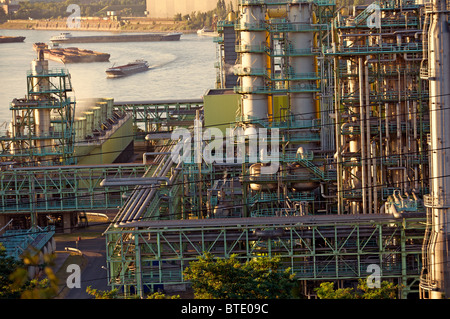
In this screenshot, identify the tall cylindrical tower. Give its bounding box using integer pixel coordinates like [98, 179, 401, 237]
[288, 1, 315, 123]
[421, 0, 450, 299]
[31, 49, 52, 160]
[239, 1, 268, 123]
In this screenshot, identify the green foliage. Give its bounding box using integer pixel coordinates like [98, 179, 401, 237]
[314, 282, 355, 299]
[85, 287, 180, 299]
[174, 0, 234, 30]
[147, 292, 180, 299]
[0, 244, 23, 298]
[86, 286, 119, 299]
[0, 244, 58, 299]
[183, 253, 296, 299]
[0, 7, 7, 23]
[315, 279, 400, 299]
[11, 0, 146, 20]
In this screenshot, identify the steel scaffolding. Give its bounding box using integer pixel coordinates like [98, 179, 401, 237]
[329, 0, 429, 215]
[0, 67, 75, 166]
[105, 214, 425, 298]
[103, 0, 431, 299]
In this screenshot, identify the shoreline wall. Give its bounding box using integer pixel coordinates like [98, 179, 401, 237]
[0, 19, 195, 33]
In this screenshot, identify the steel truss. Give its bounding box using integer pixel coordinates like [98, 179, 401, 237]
[0, 164, 147, 213]
[105, 214, 425, 298]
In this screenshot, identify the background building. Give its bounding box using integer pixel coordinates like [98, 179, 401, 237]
[146, 0, 238, 19]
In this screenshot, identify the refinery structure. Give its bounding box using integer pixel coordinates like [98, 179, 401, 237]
[1, 0, 450, 299]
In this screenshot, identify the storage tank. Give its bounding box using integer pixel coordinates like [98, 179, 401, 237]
[83, 111, 94, 137]
[74, 117, 86, 142]
[288, 162, 320, 191]
[249, 163, 277, 191]
[92, 106, 102, 130]
[104, 97, 114, 119]
[96, 101, 108, 125]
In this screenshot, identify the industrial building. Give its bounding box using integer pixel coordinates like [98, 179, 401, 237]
[145, 0, 239, 19]
[1, 0, 450, 299]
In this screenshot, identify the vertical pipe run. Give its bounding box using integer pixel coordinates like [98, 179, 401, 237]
[365, 60, 372, 214]
[422, 0, 450, 299]
[359, 57, 367, 214]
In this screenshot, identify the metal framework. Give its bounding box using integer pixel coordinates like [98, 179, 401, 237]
[105, 214, 425, 298]
[329, 0, 429, 215]
[113, 99, 203, 139]
[0, 164, 147, 214]
[0, 68, 75, 166]
[102, 0, 432, 299]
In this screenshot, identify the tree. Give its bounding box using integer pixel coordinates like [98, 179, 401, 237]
[174, 13, 182, 21]
[0, 244, 23, 299]
[147, 292, 180, 299]
[0, 7, 7, 24]
[314, 282, 355, 299]
[0, 245, 58, 299]
[183, 253, 296, 299]
[315, 279, 400, 299]
[86, 286, 120, 299]
[86, 287, 180, 299]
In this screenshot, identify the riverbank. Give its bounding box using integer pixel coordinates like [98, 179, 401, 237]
[0, 18, 198, 33]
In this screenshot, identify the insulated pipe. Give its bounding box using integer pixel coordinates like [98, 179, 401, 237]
[100, 178, 169, 187]
[114, 146, 171, 226]
[423, 0, 450, 299]
[365, 60, 372, 214]
[143, 152, 171, 165]
[320, 183, 334, 198]
[122, 152, 176, 225]
[359, 57, 367, 214]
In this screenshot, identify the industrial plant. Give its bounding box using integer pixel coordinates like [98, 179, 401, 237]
[1, 0, 450, 299]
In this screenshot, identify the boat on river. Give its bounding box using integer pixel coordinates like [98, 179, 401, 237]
[50, 32, 182, 44]
[0, 36, 25, 43]
[33, 42, 110, 63]
[106, 60, 150, 78]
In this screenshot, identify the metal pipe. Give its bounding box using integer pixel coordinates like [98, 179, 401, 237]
[320, 183, 334, 198]
[100, 177, 169, 187]
[115, 146, 173, 226]
[365, 60, 372, 214]
[359, 57, 367, 214]
[422, 0, 450, 298]
[143, 152, 172, 165]
[128, 154, 175, 223]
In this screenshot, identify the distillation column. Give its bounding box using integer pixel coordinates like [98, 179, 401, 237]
[422, 0, 450, 299]
[288, 1, 316, 147]
[240, 1, 268, 123]
[285, 1, 322, 194]
[31, 49, 52, 162]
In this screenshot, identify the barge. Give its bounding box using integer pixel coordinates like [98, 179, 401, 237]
[0, 36, 25, 43]
[106, 60, 150, 78]
[50, 32, 182, 44]
[33, 43, 110, 63]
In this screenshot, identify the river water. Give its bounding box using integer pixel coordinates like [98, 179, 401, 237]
[0, 29, 217, 129]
